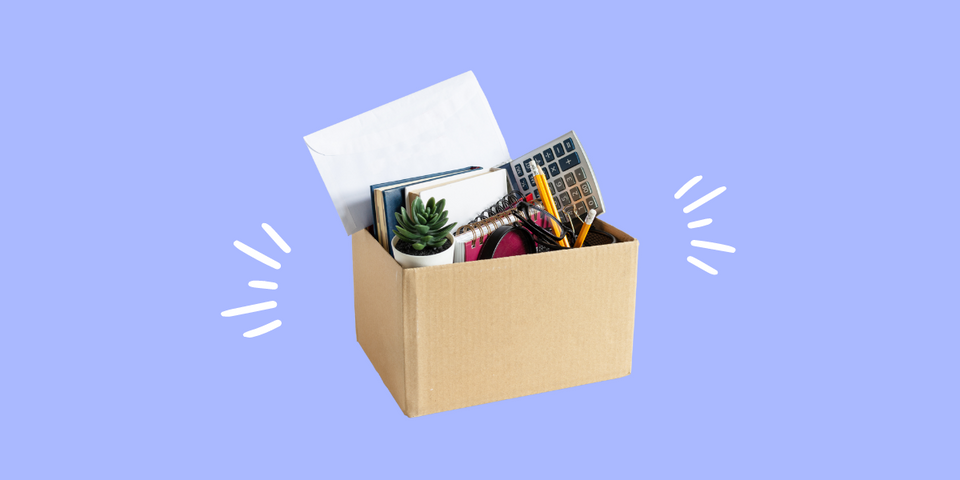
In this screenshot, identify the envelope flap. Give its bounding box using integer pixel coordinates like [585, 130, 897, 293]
[305, 71, 480, 156]
[304, 71, 511, 235]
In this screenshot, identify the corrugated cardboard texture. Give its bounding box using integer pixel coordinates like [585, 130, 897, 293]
[352, 230, 407, 411]
[352, 221, 639, 417]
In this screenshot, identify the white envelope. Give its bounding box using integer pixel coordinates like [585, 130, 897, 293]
[304, 71, 511, 235]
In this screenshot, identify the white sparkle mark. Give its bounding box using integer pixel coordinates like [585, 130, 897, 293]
[262, 223, 291, 253]
[234, 241, 281, 269]
[243, 320, 282, 338]
[687, 218, 713, 229]
[674, 175, 703, 199]
[683, 186, 726, 214]
[691, 240, 736, 253]
[221, 301, 277, 317]
[687, 256, 718, 275]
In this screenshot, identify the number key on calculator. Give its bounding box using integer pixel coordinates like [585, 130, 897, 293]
[499, 130, 606, 219]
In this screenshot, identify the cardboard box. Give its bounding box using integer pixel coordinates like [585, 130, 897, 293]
[352, 219, 639, 417]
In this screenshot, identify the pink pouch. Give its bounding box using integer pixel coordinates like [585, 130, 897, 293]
[461, 213, 549, 262]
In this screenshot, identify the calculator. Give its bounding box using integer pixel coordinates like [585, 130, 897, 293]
[500, 131, 606, 222]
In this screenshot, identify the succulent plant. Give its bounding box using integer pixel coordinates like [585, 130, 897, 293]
[394, 197, 457, 251]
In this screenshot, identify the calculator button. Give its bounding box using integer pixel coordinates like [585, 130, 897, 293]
[534, 190, 540, 199]
[553, 178, 565, 191]
[543, 169, 550, 180]
[524, 159, 533, 173]
[559, 192, 572, 206]
[514, 164, 524, 177]
[534, 153, 544, 166]
[553, 196, 561, 212]
[586, 196, 599, 210]
[575, 201, 587, 216]
[529, 174, 536, 186]
[574, 167, 586, 182]
[547, 163, 560, 177]
[564, 207, 575, 222]
[548, 182, 556, 195]
[580, 181, 592, 195]
[563, 137, 575, 152]
[559, 152, 581, 171]
[519, 177, 529, 190]
[543, 149, 554, 162]
[553, 143, 564, 157]
[564, 172, 576, 186]
[570, 186, 582, 201]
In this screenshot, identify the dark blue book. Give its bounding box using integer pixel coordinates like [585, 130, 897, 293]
[371, 166, 481, 252]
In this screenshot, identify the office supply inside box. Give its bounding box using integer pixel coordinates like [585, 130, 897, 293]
[353, 220, 637, 417]
[305, 71, 639, 416]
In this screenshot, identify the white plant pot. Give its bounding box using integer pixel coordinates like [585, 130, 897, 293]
[392, 233, 455, 269]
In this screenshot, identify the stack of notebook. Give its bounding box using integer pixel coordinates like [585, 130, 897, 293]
[370, 167, 508, 254]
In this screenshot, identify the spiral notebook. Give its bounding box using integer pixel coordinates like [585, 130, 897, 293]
[453, 194, 549, 263]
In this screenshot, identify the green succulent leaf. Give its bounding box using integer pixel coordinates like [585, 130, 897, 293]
[396, 232, 421, 244]
[394, 226, 419, 241]
[395, 212, 412, 229]
[408, 206, 421, 225]
[435, 223, 456, 238]
[391, 196, 455, 252]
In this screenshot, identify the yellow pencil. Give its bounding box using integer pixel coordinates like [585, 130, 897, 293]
[531, 165, 551, 218]
[534, 164, 569, 247]
[574, 209, 597, 248]
[532, 165, 551, 217]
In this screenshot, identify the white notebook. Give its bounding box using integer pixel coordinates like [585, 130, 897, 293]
[405, 168, 491, 216]
[407, 169, 508, 229]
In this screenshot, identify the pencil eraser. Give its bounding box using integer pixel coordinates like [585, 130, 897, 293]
[585, 209, 597, 224]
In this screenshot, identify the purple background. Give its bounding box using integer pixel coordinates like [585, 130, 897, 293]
[4, 1, 958, 478]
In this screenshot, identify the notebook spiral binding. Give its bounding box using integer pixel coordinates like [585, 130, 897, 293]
[453, 193, 547, 263]
[455, 192, 542, 248]
[466, 191, 524, 225]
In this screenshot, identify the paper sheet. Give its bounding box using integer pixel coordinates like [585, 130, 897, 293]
[304, 71, 511, 236]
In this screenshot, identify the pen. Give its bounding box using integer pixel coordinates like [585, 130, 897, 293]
[534, 164, 569, 247]
[574, 209, 596, 248]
